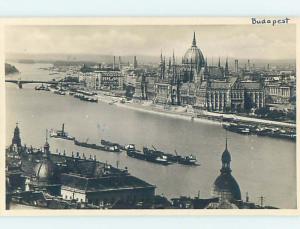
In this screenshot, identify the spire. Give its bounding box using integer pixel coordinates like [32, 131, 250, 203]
[44, 129, 50, 155]
[192, 32, 197, 47]
[12, 122, 22, 147]
[221, 132, 231, 174]
[172, 49, 176, 65]
[218, 57, 221, 68]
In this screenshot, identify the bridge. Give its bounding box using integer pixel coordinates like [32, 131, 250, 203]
[5, 79, 81, 89]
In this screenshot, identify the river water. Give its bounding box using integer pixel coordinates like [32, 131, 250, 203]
[5, 63, 297, 209]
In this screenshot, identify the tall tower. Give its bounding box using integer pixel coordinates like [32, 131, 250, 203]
[133, 56, 138, 69]
[212, 134, 242, 202]
[234, 59, 239, 73]
[192, 31, 197, 47]
[44, 129, 50, 155]
[225, 58, 229, 77]
[12, 123, 22, 147]
[118, 56, 122, 70]
[113, 56, 116, 70]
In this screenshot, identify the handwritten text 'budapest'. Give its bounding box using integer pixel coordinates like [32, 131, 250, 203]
[251, 18, 290, 26]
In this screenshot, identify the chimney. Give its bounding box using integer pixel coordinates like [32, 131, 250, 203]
[234, 59, 239, 73]
[113, 56, 116, 70]
[118, 56, 121, 70]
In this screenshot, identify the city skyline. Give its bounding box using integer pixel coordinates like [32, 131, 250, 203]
[5, 25, 296, 60]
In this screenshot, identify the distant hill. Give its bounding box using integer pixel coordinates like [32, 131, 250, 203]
[5, 63, 19, 75]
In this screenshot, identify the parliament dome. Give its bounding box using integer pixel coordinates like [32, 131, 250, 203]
[183, 32, 205, 68]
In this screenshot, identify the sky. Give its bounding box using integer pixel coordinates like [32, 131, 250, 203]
[5, 25, 296, 60]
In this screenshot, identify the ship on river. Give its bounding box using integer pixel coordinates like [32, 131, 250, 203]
[126, 145, 198, 166]
[74, 139, 120, 152]
[223, 122, 296, 141]
[126, 145, 171, 165]
[50, 123, 75, 140]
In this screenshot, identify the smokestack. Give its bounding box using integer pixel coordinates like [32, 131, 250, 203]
[234, 59, 239, 73]
[247, 59, 250, 71]
[113, 56, 115, 70]
[118, 56, 121, 70]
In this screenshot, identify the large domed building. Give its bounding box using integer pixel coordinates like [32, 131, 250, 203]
[212, 138, 241, 202]
[28, 136, 61, 196]
[183, 32, 205, 70]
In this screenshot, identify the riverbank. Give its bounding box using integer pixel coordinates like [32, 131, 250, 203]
[95, 93, 296, 128]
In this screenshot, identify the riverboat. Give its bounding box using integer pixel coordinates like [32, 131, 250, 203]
[222, 123, 252, 135]
[126, 145, 171, 165]
[50, 124, 75, 140]
[74, 139, 120, 152]
[101, 139, 125, 150]
[35, 84, 50, 91]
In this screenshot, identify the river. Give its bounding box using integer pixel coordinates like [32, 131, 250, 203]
[5, 62, 297, 209]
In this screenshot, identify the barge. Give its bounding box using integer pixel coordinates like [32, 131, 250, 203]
[74, 139, 120, 152]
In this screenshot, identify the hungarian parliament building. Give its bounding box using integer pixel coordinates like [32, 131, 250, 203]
[132, 32, 293, 113]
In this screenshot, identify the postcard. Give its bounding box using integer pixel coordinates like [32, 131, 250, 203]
[0, 17, 299, 216]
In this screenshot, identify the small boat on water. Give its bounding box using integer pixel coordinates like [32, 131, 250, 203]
[74, 139, 120, 152]
[35, 84, 50, 91]
[74, 93, 98, 102]
[50, 124, 75, 140]
[53, 90, 66, 96]
[178, 154, 198, 165]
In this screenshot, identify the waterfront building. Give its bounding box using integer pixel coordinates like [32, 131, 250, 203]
[231, 80, 265, 112]
[206, 80, 232, 112]
[265, 83, 291, 104]
[99, 70, 124, 90]
[82, 72, 101, 90]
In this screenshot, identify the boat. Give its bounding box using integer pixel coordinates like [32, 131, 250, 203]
[53, 90, 66, 96]
[50, 124, 75, 140]
[178, 154, 198, 165]
[222, 123, 252, 135]
[74, 93, 98, 102]
[74, 139, 120, 152]
[101, 139, 125, 150]
[35, 84, 50, 91]
[126, 145, 171, 165]
[142, 147, 172, 165]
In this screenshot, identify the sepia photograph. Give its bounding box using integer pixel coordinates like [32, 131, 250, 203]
[3, 18, 298, 213]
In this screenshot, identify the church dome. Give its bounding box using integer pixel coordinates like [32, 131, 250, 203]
[34, 158, 57, 183]
[213, 173, 241, 201]
[212, 140, 241, 201]
[183, 32, 205, 68]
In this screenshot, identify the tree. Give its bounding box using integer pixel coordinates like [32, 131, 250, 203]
[244, 92, 255, 113]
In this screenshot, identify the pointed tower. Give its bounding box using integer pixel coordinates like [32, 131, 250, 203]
[218, 57, 221, 68]
[172, 50, 176, 66]
[44, 129, 50, 155]
[212, 134, 241, 201]
[12, 123, 22, 147]
[192, 31, 197, 47]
